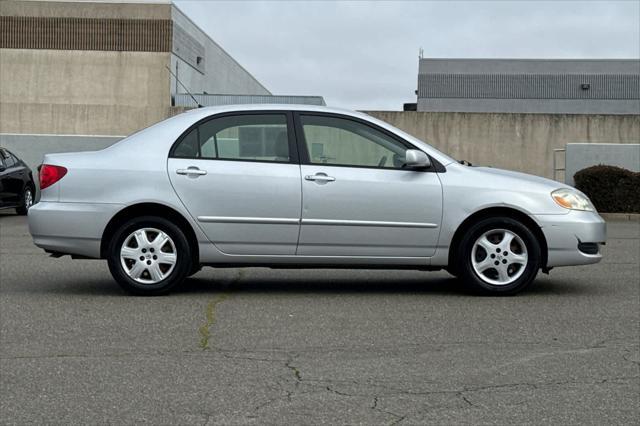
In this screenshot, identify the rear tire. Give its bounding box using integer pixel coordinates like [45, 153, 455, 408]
[107, 216, 192, 295]
[445, 267, 458, 278]
[454, 217, 541, 295]
[16, 186, 34, 215]
[188, 264, 202, 277]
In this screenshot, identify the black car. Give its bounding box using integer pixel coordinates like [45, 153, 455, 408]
[0, 147, 36, 215]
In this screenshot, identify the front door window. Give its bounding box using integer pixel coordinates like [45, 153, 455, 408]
[300, 115, 408, 169]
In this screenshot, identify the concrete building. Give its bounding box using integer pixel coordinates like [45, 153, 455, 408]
[1, 0, 327, 170]
[0, 0, 273, 136]
[417, 58, 640, 114]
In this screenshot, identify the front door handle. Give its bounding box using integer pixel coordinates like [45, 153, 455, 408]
[176, 167, 207, 176]
[305, 174, 336, 182]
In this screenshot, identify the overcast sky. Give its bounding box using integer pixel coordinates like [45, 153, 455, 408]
[173, 0, 640, 110]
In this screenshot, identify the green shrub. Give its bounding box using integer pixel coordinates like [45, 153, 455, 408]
[574, 165, 640, 213]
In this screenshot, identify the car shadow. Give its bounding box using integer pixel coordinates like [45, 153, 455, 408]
[32, 272, 593, 298]
[177, 274, 471, 296]
[179, 275, 592, 297]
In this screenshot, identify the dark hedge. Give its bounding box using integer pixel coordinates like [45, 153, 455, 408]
[574, 165, 640, 213]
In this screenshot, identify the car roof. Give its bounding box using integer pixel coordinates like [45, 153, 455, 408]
[187, 103, 352, 113]
[176, 103, 367, 119]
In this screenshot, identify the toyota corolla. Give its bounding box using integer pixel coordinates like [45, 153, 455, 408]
[28, 105, 606, 295]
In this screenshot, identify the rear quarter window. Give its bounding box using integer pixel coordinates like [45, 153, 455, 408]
[173, 128, 200, 158]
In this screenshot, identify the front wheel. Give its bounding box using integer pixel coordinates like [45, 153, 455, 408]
[455, 217, 541, 295]
[107, 216, 193, 295]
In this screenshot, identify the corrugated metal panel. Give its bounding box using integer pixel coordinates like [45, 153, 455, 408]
[418, 73, 640, 100]
[174, 94, 326, 107]
[0, 16, 172, 52]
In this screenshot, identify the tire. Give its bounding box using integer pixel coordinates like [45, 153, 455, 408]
[445, 267, 458, 278]
[188, 264, 202, 277]
[107, 216, 193, 295]
[16, 186, 34, 215]
[454, 216, 541, 295]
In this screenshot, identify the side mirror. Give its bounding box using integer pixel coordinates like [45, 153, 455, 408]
[404, 149, 431, 169]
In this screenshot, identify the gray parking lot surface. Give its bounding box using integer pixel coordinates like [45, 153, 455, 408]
[1, 213, 638, 425]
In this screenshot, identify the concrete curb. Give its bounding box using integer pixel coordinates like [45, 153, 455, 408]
[600, 213, 640, 221]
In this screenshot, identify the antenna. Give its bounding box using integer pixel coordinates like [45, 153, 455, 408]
[419, 47, 424, 59]
[165, 65, 202, 108]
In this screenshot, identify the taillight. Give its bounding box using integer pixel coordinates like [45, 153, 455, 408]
[39, 164, 67, 190]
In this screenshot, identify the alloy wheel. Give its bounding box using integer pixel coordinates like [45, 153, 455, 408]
[471, 229, 528, 285]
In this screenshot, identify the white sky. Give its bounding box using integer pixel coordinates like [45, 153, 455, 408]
[173, 0, 640, 110]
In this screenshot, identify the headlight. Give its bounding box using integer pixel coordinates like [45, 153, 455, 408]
[551, 189, 595, 211]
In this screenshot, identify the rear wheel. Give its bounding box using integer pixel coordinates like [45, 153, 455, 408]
[455, 217, 541, 295]
[16, 186, 33, 215]
[107, 216, 192, 295]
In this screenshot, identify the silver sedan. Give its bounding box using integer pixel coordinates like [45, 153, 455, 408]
[28, 105, 606, 295]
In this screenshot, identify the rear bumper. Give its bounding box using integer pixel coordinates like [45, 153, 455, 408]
[28, 201, 124, 258]
[532, 210, 607, 267]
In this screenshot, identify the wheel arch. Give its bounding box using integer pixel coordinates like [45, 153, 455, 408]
[448, 207, 548, 270]
[22, 177, 36, 195]
[100, 202, 199, 261]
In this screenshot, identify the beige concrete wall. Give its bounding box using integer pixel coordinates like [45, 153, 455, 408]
[0, 49, 172, 135]
[365, 111, 640, 179]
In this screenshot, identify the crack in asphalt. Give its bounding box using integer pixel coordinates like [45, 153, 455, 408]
[197, 271, 245, 350]
[245, 348, 640, 425]
[3, 345, 638, 423]
[285, 355, 303, 383]
[198, 293, 231, 350]
[326, 385, 352, 396]
[259, 361, 412, 424]
[369, 396, 407, 425]
[459, 392, 478, 408]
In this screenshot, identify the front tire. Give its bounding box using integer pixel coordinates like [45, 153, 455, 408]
[107, 216, 192, 295]
[455, 217, 541, 295]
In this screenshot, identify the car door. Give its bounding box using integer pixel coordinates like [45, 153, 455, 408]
[295, 113, 443, 257]
[0, 149, 22, 206]
[168, 112, 302, 255]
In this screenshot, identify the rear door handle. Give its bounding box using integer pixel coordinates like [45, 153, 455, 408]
[176, 167, 207, 176]
[305, 174, 335, 182]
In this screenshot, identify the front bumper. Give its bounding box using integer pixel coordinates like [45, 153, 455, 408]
[532, 210, 607, 267]
[28, 201, 124, 258]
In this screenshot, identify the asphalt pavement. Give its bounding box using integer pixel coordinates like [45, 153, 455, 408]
[1, 213, 638, 425]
